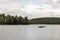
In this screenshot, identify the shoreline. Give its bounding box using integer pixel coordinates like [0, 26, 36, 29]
[0, 24, 60, 25]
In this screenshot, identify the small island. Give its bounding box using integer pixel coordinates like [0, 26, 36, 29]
[0, 14, 60, 25]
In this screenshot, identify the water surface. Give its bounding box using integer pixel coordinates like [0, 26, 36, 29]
[0, 25, 60, 40]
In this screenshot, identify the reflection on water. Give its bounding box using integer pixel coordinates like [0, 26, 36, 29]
[0, 25, 60, 40]
[38, 26, 46, 28]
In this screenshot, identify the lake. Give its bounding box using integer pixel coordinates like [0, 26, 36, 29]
[0, 24, 60, 40]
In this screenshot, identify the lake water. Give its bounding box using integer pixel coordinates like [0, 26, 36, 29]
[0, 25, 60, 40]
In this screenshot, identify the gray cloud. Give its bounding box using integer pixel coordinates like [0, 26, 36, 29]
[0, 0, 59, 19]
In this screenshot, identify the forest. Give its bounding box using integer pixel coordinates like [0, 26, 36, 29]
[0, 14, 29, 25]
[30, 17, 60, 24]
[0, 14, 60, 25]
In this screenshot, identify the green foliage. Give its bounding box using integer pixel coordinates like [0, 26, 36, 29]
[0, 14, 60, 25]
[14, 15, 19, 24]
[0, 14, 29, 25]
[0, 17, 5, 24]
[23, 17, 29, 24]
[30, 17, 60, 24]
[9, 16, 15, 24]
[18, 16, 24, 24]
[5, 15, 10, 24]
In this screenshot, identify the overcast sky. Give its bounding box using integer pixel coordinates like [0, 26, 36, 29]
[0, 0, 60, 19]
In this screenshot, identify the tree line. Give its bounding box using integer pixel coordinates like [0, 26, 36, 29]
[0, 14, 29, 25]
[30, 17, 60, 24]
[0, 14, 60, 25]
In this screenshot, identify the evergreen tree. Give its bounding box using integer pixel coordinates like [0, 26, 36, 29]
[14, 15, 19, 24]
[9, 16, 15, 24]
[5, 15, 10, 24]
[0, 17, 5, 24]
[24, 17, 29, 24]
[19, 16, 24, 24]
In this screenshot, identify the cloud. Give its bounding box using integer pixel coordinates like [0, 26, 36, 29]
[21, 1, 54, 18]
[0, 0, 19, 3]
[0, 2, 21, 14]
[0, 0, 60, 19]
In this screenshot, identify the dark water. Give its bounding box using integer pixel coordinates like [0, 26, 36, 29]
[0, 25, 60, 40]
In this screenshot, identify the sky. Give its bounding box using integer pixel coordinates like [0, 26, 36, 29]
[0, 0, 60, 19]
